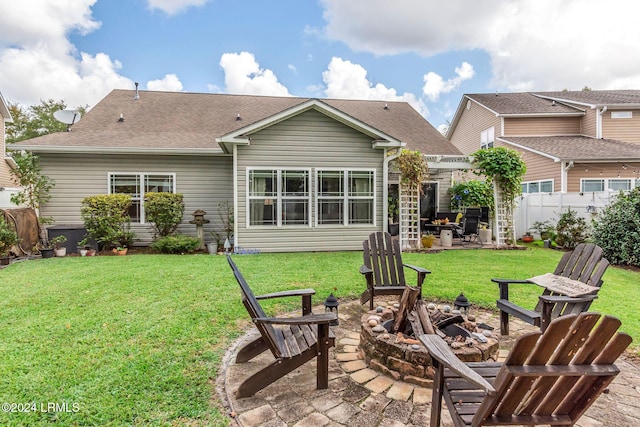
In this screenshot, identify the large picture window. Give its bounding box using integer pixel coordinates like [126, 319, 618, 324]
[581, 178, 635, 192]
[248, 169, 310, 226]
[317, 170, 374, 225]
[109, 173, 175, 222]
[522, 179, 553, 194]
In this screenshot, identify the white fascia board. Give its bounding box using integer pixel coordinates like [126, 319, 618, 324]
[500, 112, 584, 118]
[0, 91, 11, 121]
[497, 137, 560, 162]
[216, 98, 401, 147]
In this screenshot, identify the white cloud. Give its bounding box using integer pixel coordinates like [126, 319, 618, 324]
[423, 62, 475, 101]
[322, 57, 429, 116]
[146, 0, 208, 15]
[219, 52, 291, 96]
[321, 0, 640, 91]
[147, 74, 184, 91]
[0, 1, 132, 108]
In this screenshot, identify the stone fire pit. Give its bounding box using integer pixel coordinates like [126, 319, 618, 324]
[359, 304, 499, 387]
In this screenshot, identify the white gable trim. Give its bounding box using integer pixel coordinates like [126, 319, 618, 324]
[497, 137, 560, 162]
[216, 98, 403, 151]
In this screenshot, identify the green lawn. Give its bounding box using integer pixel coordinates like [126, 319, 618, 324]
[0, 247, 637, 426]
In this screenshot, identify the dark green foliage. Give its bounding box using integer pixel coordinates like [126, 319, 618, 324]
[6, 100, 88, 143]
[150, 234, 200, 254]
[555, 208, 589, 249]
[449, 180, 494, 212]
[592, 188, 640, 267]
[144, 192, 185, 238]
[81, 195, 135, 250]
[472, 147, 526, 202]
[0, 216, 19, 256]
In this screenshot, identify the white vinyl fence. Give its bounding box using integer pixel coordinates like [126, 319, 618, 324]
[514, 190, 620, 238]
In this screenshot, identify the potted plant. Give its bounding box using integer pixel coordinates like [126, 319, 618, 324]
[50, 235, 67, 257]
[0, 216, 19, 265]
[522, 232, 534, 243]
[113, 246, 128, 256]
[77, 236, 89, 256]
[421, 233, 436, 249]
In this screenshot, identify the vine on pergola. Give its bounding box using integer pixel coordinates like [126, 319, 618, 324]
[396, 149, 429, 191]
[472, 147, 526, 245]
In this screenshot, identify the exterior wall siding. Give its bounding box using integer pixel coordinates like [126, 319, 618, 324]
[503, 116, 580, 136]
[498, 141, 561, 191]
[38, 153, 233, 245]
[236, 109, 383, 252]
[602, 109, 640, 143]
[0, 113, 14, 188]
[448, 100, 500, 154]
[581, 108, 597, 137]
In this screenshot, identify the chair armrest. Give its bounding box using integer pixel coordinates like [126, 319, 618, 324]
[419, 334, 496, 395]
[538, 294, 598, 304]
[256, 289, 316, 300]
[403, 264, 431, 275]
[359, 265, 373, 275]
[254, 312, 337, 326]
[491, 278, 532, 285]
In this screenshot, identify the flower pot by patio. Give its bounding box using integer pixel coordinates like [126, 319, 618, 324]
[113, 248, 128, 256]
[40, 248, 54, 258]
[54, 247, 67, 257]
[479, 228, 492, 245]
[522, 234, 534, 243]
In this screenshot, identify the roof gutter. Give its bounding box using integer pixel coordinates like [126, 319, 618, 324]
[7, 145, 229, 156]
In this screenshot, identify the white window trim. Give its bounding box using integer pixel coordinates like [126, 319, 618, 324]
[611, 111, 632, 119]
[480, 126, 495, 150]
[246, 168, 312, 228]
[522, 179, 554, 194]
[108, 172, 176, 223]
[315, 168, 376, 227]
[580, 177, 634, 192]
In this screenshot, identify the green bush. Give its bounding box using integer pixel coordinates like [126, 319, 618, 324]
[555, 207, 589, 249]
[144, 192, 184, 239]
[592, 188, 640, 267]
[449, 180, 494, 212]
[150, 234, 200, 254]
[81, 194, 135, 250]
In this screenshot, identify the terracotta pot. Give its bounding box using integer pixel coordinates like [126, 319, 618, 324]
[522, 235, 534, 243]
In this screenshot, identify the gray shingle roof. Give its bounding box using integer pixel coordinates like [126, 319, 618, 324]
[535, 90, 640, 107]
[466, 93, 582, 115]
[13, 90, 460, 156]
[501, 136, 640, 161]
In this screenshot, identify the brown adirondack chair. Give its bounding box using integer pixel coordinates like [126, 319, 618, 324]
[420, 312, 632, 427]
[360, 231, 431, 310]
[227, 255, 336, 398]
[493, 243, 609, 335]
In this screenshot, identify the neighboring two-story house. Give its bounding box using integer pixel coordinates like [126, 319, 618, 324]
[447, 90, 640, 194]
[0, 91, 16, 207]
[11, 89, 461, 252]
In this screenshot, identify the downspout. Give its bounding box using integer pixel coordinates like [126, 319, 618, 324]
[382, 148, 402, 232]
[596, 106, 607, 138]
[233, 144, 238, 248]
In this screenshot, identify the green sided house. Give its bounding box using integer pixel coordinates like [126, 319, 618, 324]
[10, 89, 462, 252]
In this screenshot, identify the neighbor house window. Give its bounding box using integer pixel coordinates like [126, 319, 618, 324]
[248, 169, 310, 226]
[611, 111, 632, 119]
[580, 178, 635, 192]
[522, 179, 553, 194]
[109, 173, 175, 223]
[480, 127, 494, 149]
[317, 169, 375, 225]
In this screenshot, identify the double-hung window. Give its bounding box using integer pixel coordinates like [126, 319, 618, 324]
[317, 169, 374, 225]
[481, 127, 494, 149]
[109, 173, 175, 223]
[248, 169, 310, 226]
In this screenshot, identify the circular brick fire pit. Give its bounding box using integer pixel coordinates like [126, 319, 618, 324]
[359, 305, 499, 387]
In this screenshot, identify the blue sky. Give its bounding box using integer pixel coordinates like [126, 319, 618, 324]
[1, 0, 640, 132]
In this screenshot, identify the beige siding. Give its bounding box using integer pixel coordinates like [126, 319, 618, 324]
[497, 141, 561, 192]
[567, 164, 637, 192]
[602, 110, 640, 143]
[581, 108, 597, 137]
[0, 115, 12, 187]
[236, 109, 383, 252]
[504, 116, 580, 136]
[449, 100, 500, 155]
[38, 153, 233, 245]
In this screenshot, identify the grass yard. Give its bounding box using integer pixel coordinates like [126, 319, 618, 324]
[0, 247, 637, 426]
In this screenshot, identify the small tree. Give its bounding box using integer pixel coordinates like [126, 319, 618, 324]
[555, 208, 590, 249]
[8, 151, 54, 213]
[144, 192, 185, 239]
[592, 187, 640, 267]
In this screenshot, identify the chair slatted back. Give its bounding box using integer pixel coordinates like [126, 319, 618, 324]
[363, 232, 405, 287]
[535, 243, 609, 317]
[473, 312, 631, 426]
[227, 255, 283, 358]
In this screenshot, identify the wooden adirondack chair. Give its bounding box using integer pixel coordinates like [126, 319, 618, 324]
[420, 312, 632, 427]
[227, 255, 336, 398]
[360, 231, 431, 310]
[493, 243, 609, 335]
